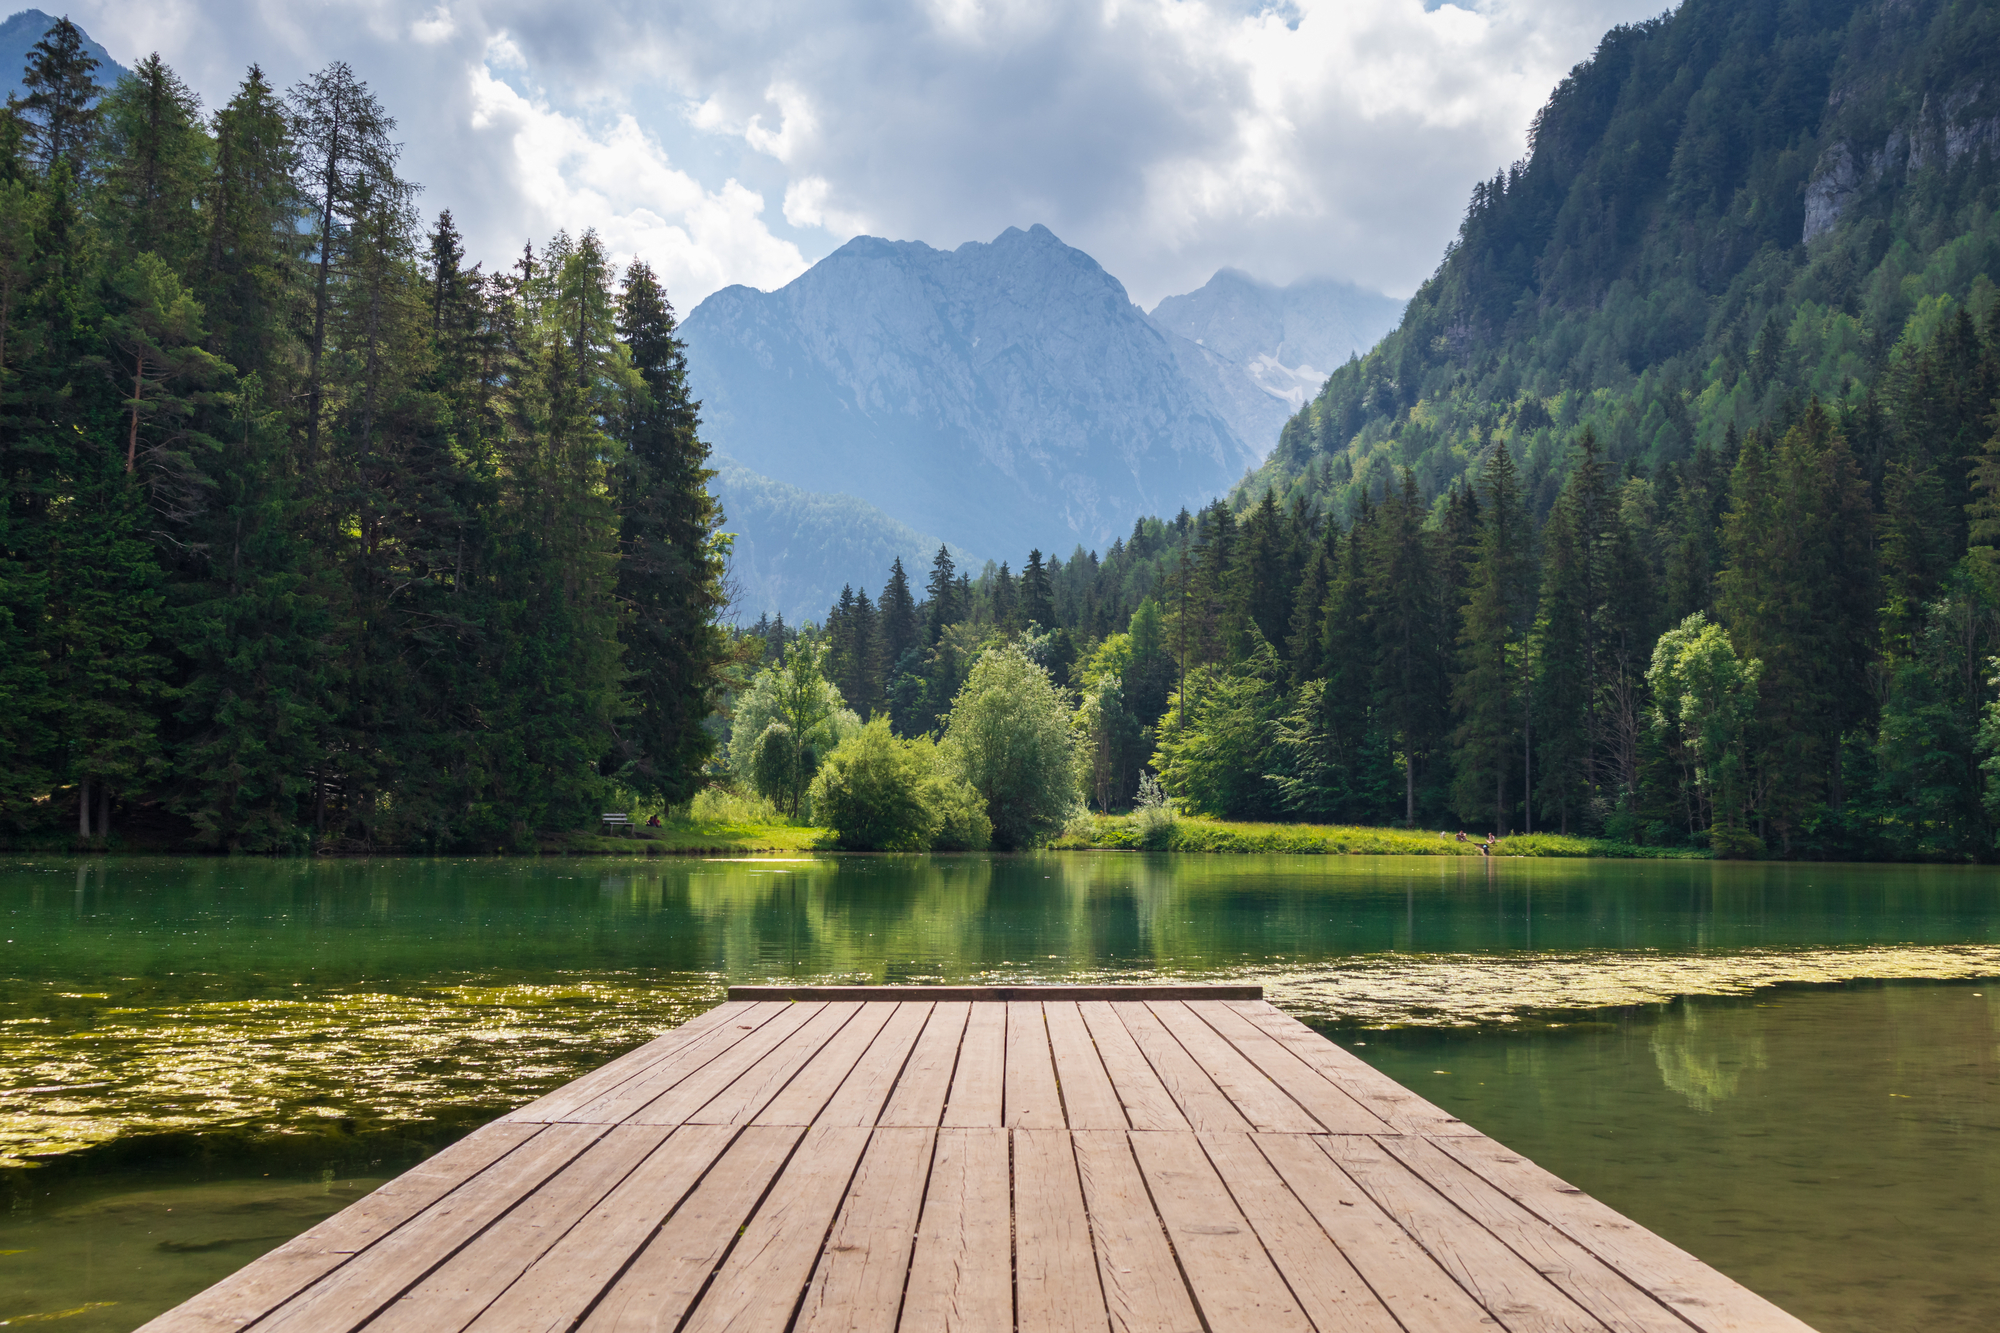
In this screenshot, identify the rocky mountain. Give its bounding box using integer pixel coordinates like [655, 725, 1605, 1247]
[711, 459, 974, 624]
[683, 225, 1265, 564]
[1, 9, 125, 97]
[1150, 269, 1405, 415]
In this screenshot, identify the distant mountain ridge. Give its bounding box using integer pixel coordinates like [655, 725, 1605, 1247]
[682, 225, 1263, 562]
[1, 9, 125, 98]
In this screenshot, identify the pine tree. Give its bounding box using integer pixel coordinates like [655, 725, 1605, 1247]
[1368, 470, 1445, 824]
[200, 66, 302, 383]
[17, 18, 101, 173]
[1021, 547, 1054, 628]
[96, 54, 208, 272]
[1452, 443, 1533, 831]
[924, 544, 957, 643]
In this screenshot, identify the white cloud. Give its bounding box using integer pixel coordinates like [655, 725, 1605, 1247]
[60, 0, 1666, 307]
[466, 65, 809, 303]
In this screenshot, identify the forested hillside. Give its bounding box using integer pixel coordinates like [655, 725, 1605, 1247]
[0, 22, 729, 850]
[809, 0, 2000, 860]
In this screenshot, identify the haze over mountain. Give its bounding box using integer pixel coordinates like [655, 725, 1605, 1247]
[0, 9, 122, 97]
[684, 224, 1399, 620]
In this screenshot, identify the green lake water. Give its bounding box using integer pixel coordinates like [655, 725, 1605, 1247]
[1, 852, 1996, 1331]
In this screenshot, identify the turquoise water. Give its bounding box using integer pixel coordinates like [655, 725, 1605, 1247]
[2, 853, 1997, 1330]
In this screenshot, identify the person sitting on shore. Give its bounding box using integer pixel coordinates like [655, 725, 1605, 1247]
[1455, 830, 1467, 842]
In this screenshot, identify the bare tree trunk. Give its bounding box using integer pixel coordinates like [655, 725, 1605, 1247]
[127, 360, 144, 473]
[78, 775, 92, 839]
[99, 783, 110, 839]
[1404, 752, 1415, 826]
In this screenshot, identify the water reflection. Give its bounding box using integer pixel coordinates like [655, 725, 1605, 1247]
[1650, 1000, 1768, 1111]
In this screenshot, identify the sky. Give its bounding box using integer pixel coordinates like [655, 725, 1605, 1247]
[36, 0, 1667, 310]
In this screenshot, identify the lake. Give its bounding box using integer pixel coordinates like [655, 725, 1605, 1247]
[2, 852, 1996, 1331]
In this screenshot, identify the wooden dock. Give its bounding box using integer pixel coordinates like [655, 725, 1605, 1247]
[140, 985, 1815, 1333]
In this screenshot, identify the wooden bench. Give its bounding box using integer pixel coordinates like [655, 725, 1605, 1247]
[600, 812, 631, 835]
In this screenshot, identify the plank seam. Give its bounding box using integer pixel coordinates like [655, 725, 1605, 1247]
[1183, 1000, 1391, 1135]
[775, 1128, 882, 1333]
[1114, 1130, 1217, 1333]
[1421, 1137, 1712, 1333]
[887, 1118, 948, 1333]
[1070, 999, 1135, 1129]
[1332, 1135, 1611, 1332]
[1242, 1134, 1418, 1333]
[845, 999, 935, 1127]
[1189, 1132, 1338, 1333]
[560, 1121, 787, 1333]
[687, 1000, 864, 1126]
[258, 1124, 614, 1333]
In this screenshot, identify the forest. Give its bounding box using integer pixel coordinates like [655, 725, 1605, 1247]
[0, 22, 730, 851]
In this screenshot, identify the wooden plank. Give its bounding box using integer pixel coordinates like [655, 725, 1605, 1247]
[362, 1124, 674, 1333]
[685, 1002, 867, 1126]
[1143, 1001, 1321, 1133]
[503, 1000, 772, 1124]
[1112, 1002, 1251, 1133]
[679, 1124, 875, 1333]
[1182, 1000, 1393, 1135]
[1196, 1132, 1404, 1333]
[252, 1122, 609, 1333]
[1432, 1135, 1818, 1333]
[879, 1001, 970, 1127]
[1006, 1001, 1066, 1128]
[942, 1001, 1006, 1128]
[464, 1122, 742, 1333]
[755, 1001, 900, 1125]
[727, 985, 1262, 1001]
[134, 1121, 546, 1333]
[565, 999, 825, 1125]
[796, 1127, 937, 1333]
[1320, 1134, 1608, 1333]
[1126, 1131, 1313, 1333]
[1071, 1130, 1201, 1333]
[1077, 1001, 1188, 1132]
[1377, 1135, 1691, 1333]
[901, 1128, 1012, 1333]
[1226, 1001, 1476, 1134]
[1014, 1129, 1107, 1333]
[1044, 1001, 1126, 1131]
[1252, 1133, 1498, 1333]
[817, 1000, 935, 1128]
[571, 1124, 804, 1333]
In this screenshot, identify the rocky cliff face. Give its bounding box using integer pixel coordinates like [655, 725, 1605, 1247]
[682, 225, 1267, 560]
[1149, 268, 1405, 415]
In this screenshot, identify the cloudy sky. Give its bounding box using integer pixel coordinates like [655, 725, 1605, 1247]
[50, 0, 1666, 309]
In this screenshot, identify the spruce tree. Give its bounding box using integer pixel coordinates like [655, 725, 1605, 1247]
[1452, 443, 1532, 832]
[18, 18, 101, 173]
[1367, 470, 1445, 824]
[1021, 548, 1054, 628]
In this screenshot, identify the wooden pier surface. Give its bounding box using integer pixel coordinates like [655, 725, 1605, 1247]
[141, 986, 1815, 1333]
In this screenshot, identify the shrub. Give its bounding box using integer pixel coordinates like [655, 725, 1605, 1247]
[810, 720, 992, 851]
[1132, 773, 1177, 850]
[942, 644, 1080, 849]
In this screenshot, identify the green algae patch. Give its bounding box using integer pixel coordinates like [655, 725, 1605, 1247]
[1053, 815, 1700, 858]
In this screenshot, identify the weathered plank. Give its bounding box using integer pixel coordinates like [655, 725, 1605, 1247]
[1043, 1000, 1126, 1131]
[1014, 1128, 1106, 1333]
[942, 1001, 1006, 1128]
[678, 1124, 874, 1333]
[502, 999, 772, 1124]
[571, 1124, 805, 1333]
[817, 999, 934, 1128]
[797, 1127, 937, 1333]
[1379, 1134, 1691, 1333]
[1113, 1000, 1252, 1133]
[1144, 1000, 1322, 1133]
[363, 1124, 673, 1333]
[754, 1001, 899, 1126]
[1320, 1134, 1609, 1333]
[1077, 999, 1189, 1132]
[134, 1121, 546, 1333]
[1006, 1001, 1066, 1128]
[901, 1128, 1012, 1333]
[254, 1122, 609, 1333]
[1225, 1001, 1477, 1135]
[685, 1001, 866, 1126]
[1196, 1131, 1405, 1333]
[566, 998, 825, 1125]
[1183, 999, 1393, 1135]
[465, 1121, 744, 1333]
[878, 1000, 970, 1128]
[1252, 1132, 1498, 1333]
[729, 985, 1262, 1001]
[1126, 1130, 1314, 1332]
[1071, 1130, 1202, 1333]
[1432, 1135, 1819, 1333]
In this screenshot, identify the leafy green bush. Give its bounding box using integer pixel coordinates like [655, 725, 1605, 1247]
[942, 645, 1080, 849]
[810, 719, 991, 851]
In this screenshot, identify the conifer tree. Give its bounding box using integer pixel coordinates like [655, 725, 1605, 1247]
[96, 54, 207, 271]
[924, 545, 957, 643]
[1021, 548, 1054, 628]
[18, 18, 100, 173]
[1368, 471, 1445, 824]
[1452, 443, 1533, 831]
[200, 66, 302, 383]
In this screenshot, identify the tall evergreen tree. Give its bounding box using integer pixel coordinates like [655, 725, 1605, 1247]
[1452, 443, 1533, 831]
